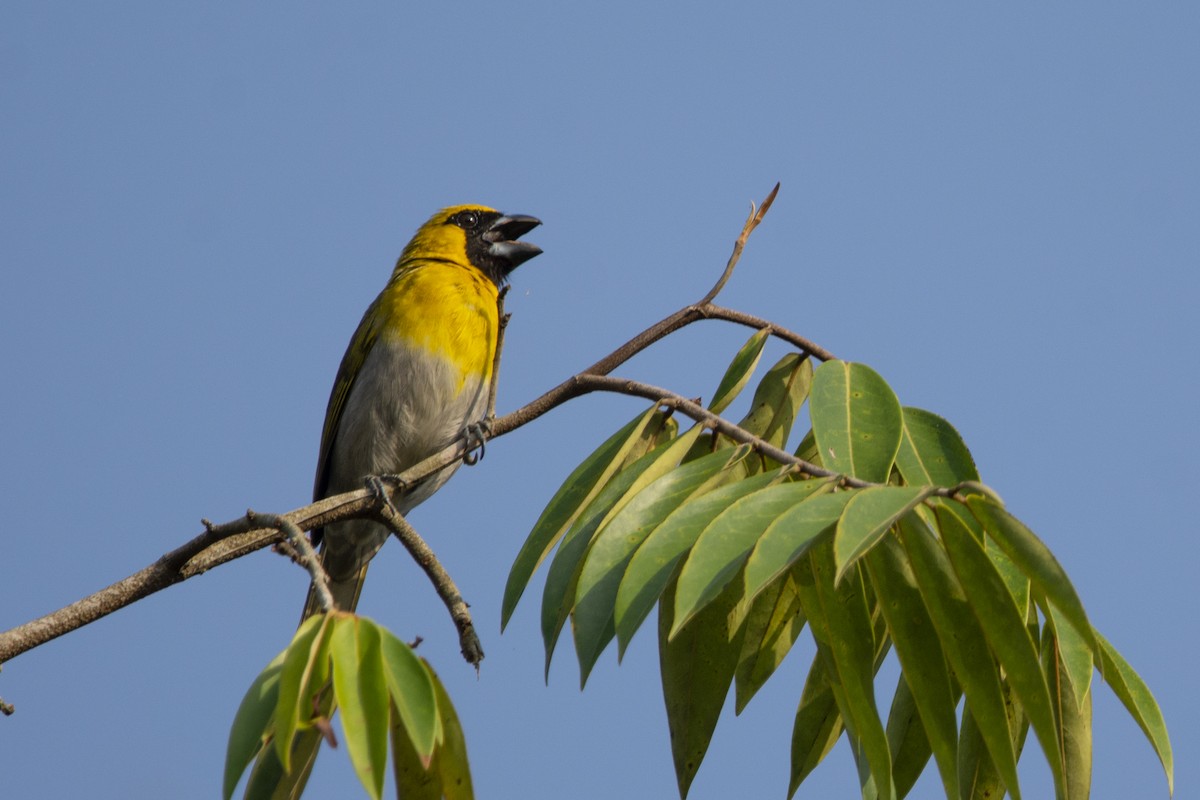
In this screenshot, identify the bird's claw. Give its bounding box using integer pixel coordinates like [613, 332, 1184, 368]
[462, 419, 492, 466]
[366, 474, 406, 517]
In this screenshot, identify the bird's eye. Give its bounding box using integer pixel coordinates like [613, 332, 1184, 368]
[455, 211, 480, 230]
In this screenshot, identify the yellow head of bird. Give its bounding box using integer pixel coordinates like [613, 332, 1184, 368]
[399, 205, 542, 286]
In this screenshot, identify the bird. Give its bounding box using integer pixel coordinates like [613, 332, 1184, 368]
[302, 204, 542, 618]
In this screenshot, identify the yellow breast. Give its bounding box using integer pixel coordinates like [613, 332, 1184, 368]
[375, 259, 499, 392]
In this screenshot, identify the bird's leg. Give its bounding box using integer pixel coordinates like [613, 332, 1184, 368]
[462, 416, 493, 466]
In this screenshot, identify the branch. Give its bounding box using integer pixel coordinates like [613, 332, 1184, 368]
[375, 505, 483, 669]
[0, 183, 846, 668]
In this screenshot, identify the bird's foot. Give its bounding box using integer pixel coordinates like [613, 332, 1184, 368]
[462, 417, 493, 466]
[366, 474, 406, 517]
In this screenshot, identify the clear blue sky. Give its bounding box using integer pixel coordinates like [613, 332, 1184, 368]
[2, 3, 1195, 798]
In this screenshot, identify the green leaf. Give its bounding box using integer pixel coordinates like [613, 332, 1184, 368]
[614, 467, 786, 656]
[882, 675, 934, 800]
[789, 654, 844, 797]
[378, 626, 439, 763]
[742, 491, 853, 605]
[672, 479, 833, 636]
[895, 407, 979, 487]
[503, 404, 667, 629]
[330, 618, 388, 800]
[572, 446, 743, 685]
[957, 705, 1007, 800]
[810, 360, 903, 483]
[1095, 631, 1174, 795]
[899, 514, 1021, 800]
[1045, 605, 1094, 712]
[932, 497, 1030, 616]
[733, 564, 807, 714]
[708, 327, 771, 415]
[541, 425, 702, 677]
[938, 507, 1065, 798]
[224, 650, 285, 800]
[1043, 627, 1093, 800]
[731, 353, 814, 453]
[864, 535, 959, 800]
[659, 568, 745, 799]
[796, 543, 894, 800]
[391, 662, 475, 800]
[966, 496, 1098, 655]
[834, 486, 934, 583]
[272, 615, 331, 772]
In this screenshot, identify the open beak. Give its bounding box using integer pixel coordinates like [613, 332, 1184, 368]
[484, 214, 543, 272]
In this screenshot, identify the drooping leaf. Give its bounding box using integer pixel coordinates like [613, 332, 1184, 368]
[967, 495, 1098, 655]
[503, 404, 669, 629]
[1095, 631, 1174, 795]
[733, 564, 807, 714]
[742, 490, 852, 605]
[659, 568, 745, 799]
[378, 626, 439, 763]
[729, 353, 814, 456]
[672, 479, 832, 636]
[834, 486, 934, 583]
[810, 360, 903, 483]
[795, 543, 895, 800]
[957, 704, 1007, 800]
[614, 467, 786, 656]
[1043, 627, 1093, 800]
[708, 327, 772, 415]
[272, 615, 331, 771]
[864, 535, 959, 800]
[573, 446, 744, 684]
[899, 514, 1021, 800]
[895, 407, 979, 487]
[938, 506, 1065, 798]
[224, 651, 286, 800]
[932, 497, 1030, 617]
[330, 617, 389, 800]
[541, 425, 701, 677]
[789, 655, 845, 797]
[1046, 605, 1094, 712]
[882, 675, 934, 800]
[391, 662, 475, 800]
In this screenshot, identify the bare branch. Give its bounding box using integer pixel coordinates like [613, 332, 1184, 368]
[699, 181, 780, 305]
[374, 505, 484, 669]
[250, 512, 334, 614]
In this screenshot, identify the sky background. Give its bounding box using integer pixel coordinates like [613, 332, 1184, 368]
[2, 3, 1196, 799]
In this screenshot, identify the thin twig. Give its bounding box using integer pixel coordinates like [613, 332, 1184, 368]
[699, 182, 780, 305]
[374, 504, 484, 668]
[249, 511, 334, 614]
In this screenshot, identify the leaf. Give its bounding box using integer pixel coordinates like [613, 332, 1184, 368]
[795, 543, 894, 800]
[731, 353, 814, 454]
[614, 467, 786, 656]
[272, 615, 331, 772]
[938, 506, 1066, 798]
[224, 651, 285, 800]
[1043, 627, 1093, 800]
[503, 404, 667, 629]
[895, 407, 979, 487]
[733, 564, 807, 714]
[391, 662, 475, 800]
[966, 496, 1098, 655]
[330, 617, 388, 800]
[932, 497, 1030, 616]
[378, 627, 439, 763]
[957, 704, 1006, 800]
[572, 447, 745, 685]
[864, 535, 959, 800]
[810, 360, 903, 483]
[882, 676, 933, 800]
[1095, 631, 1174, 795]
[789, 654, 844, 797]
[672, 479, 832, 636]
[742, 491, 853, 605]
[1045, 605, 1094, 712]
[834, 486, 934, 583]
[899, 514, 1021, 800]
[659, 568, 745, 798]
[708, 327, 771, 415]
[541, 425, 702, 677]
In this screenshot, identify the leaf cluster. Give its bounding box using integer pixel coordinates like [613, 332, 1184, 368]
[224, 614, 472, 800]
[502, 331, 1173, 800]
